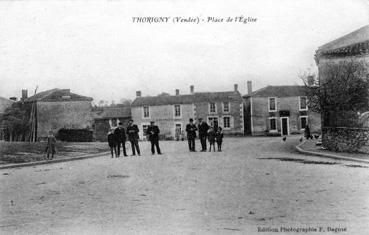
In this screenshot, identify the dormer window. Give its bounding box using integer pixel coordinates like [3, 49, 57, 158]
[62, 95, 71, 99]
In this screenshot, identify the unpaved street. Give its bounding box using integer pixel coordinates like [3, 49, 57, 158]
[1, 137, 369, 234]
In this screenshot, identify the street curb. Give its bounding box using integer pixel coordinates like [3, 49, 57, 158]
[0, 152, 110, 170]
[295, 142, 369, 164]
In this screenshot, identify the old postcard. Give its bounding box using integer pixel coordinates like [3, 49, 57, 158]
[0, 0, 368, 234]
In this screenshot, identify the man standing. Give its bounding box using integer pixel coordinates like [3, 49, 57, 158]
[114, 122, 127, 157]
[198, 118, 209, 152]
[126, 119, 141, 156]
[186, 118, 197, 152]
[146, 121, 162, 155]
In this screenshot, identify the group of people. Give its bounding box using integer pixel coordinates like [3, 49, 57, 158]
[107, 117, 224, 158]
[186, 118, 224, 152]
[107, 119, 161, 158]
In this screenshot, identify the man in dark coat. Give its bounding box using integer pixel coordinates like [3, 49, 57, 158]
[114, 122, 127, 157]
[146, 121, 162, 155]
[198, 118, 209, 152]
[186, 118, 197, 152]
[126, 119, 141, 156]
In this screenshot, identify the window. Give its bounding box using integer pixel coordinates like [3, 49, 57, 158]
[174, 105, 181, 117]
[300, 116, 308, 130]
[208, 116, 219, 127]
[268, 97, 277, 112]
[223, 116, 231, 129]
[223, 102, 230, 113]
[299, 96, 308, 110]
[209, 103, 217, 113]
[143, 106, 150, 118]
[142, 124, 149, 136]
[269, 117, 277, 131]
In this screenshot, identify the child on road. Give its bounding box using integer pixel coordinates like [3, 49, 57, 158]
[45, 131, 56, 160]
[108, 129, 117, 158]
[215, 127, 224, 151]
[208, 126, 216, 152]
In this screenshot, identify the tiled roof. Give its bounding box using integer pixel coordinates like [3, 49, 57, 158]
[243, 86, 307, 98]
[26, 88, 93, 102]
[317, 25, 369, 53]
[131, 94, 195, 107]
[194, 91, 243, 103]
[131, 91, 242, 107]
[93, 106, 131, 119]
[0, 97, 14, 113]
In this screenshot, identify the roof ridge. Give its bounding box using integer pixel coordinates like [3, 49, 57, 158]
[318, 24, 369, 52]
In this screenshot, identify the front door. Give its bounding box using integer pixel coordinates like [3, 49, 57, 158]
[281, 117, 289, 136]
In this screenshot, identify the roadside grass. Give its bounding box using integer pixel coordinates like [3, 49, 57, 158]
[0, 141, 109, 164]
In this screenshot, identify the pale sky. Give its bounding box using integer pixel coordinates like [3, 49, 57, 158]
[0, 0, 368, 104]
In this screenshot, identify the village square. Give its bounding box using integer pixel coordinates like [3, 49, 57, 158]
[0, 1, 369, 234]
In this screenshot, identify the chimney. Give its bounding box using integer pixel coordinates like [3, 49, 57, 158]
[22, 89, 28, 100]
[234, 84, 238, 92]
[190, 85, 194, 94]
[175, 89, 180, 96]
[247, 81, 252, 95]
[9, 97, 17, 101]
[136, 91, 141, 98]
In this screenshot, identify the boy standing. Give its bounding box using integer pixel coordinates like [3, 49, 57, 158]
[215, 127, 224, 151]
[108, 129, 117, 158]
[207, 126, 216, 152]
[46, 131, 56, 160]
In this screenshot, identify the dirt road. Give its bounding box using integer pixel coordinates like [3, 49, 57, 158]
[1, 137, 368, 234]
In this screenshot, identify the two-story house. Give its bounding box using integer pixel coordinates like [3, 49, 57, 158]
[25, 88, 94, 140]
[243, 82, 321, 136]
[130, 85, 244, 140]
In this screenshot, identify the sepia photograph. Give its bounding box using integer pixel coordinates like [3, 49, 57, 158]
[0, 0, 368, 234]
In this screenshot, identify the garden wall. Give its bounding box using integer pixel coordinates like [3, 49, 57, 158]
[322, 127, 369, 153]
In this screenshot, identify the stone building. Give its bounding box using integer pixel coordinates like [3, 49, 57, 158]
[0, 97, 14, 140]
[93, 105, 131, 141]
[25, 88, 93, 140]
[130, 85, 244, 140]
[243, 82, 321, 136]
[315, 25, 369, 153]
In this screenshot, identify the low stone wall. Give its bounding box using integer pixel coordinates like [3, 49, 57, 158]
[322, 127, 369, 153]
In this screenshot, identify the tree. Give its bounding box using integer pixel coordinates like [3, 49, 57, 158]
[119, 98, 132, 106]
[157, 92, 170, 96]
[1, 104, 30, 141]
[300, 60, 369, 127]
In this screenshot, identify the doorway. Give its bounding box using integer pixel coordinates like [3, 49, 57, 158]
[280, 117, 289, 136]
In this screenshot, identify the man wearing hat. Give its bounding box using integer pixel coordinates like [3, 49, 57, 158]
[146, 121, 162, 155]
[186, 118, 197, 152]
[126, 119, 141, 156]
[198, 118, 209, 152]
[114, 122, 127, 157]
